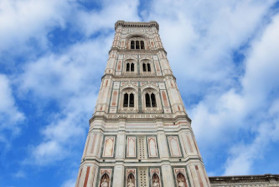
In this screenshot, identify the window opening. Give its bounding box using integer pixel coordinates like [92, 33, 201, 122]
[147, 63, 151, 72]
[143, 63, 146, 72]
[129, 93, 134, 107]
[131, 41, 135, 49]
[141, 41, 144, 49]
[151, 93, 157, 107]
[124, 93, 129, 107]
[126, 63, 130, 72]
[136, 41, 140, 49]
[131, 63, 134, 72]
[145, 93, 151, 107]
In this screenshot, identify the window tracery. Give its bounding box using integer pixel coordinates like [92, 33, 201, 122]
[130, 39, 145, 50]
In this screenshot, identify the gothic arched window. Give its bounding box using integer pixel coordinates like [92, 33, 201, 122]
[145, 92, 157, 108]
[124, 93, 129, 107]
[131, 63, 134, 72]
[126, 63, 130, 72]
[123, 92, 135, 108]
[141, 41, 145, 49]
[131, 41, 135, 49]
[145, 93, 151, 107]
[143, 63, 146, 72]
[151, 93, 157, 107]
[130, 39, 145, 50]
[136, 41, 140, 49]
[147, 63, 151, 72]
[129, 93, 134, 107]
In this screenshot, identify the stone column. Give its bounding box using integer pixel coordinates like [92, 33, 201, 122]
[161, 163, 175, 187]
[156, 120, 169, 159]
[113, 120, 126, 186]
[112, 163, 125, 186]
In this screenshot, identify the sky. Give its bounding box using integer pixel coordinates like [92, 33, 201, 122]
[0, 0, 279, 186]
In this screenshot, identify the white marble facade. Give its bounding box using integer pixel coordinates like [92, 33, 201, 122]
[75, 21, 210, 187]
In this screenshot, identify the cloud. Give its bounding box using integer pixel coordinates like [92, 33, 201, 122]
[223, 14, 279, 175]
[18, 35, 111, 165]
[0, 0, 72, 55]
[75, 0, 140, 36]
[141, 0, 279, 175]
[0, 74, 25, 144]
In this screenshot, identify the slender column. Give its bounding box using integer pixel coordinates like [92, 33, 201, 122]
[112, 163, 125, 186]
[156, 120, 169, 159]
[161, 163, 175, 186]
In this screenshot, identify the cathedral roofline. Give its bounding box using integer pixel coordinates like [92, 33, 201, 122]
[115, 20, 159, 31]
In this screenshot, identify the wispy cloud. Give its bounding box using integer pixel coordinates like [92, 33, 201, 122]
[0, 74, 24, 145]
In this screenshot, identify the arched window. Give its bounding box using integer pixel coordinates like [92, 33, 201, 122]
[145, 93, 157, 108]
[100, 173, 110, 187]
[123, 92, 135, 108]
[145, 93, 151, 107]
[126, 63, 130, 71]
[152, 173, 160, 187]
[124, 93, 129, 107]
[177, 173, 187, 187]
[151, 93, 156, 107]
[136, 41, 140, 49]
[131, 63, 134, 72]
[131, 41, 135, 49]
[127, 173, 135, 187]
[147, 63, 151, 72]
[141, 41, 145, 49]
[129, 93, 134, 107]
[143, 63, 146, 72]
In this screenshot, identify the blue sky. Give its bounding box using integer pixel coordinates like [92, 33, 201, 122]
[0, 0, 279, 186]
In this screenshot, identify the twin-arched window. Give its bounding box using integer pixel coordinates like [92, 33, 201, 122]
[131, 40, 144, 49]
[145, 93, 156, 107]
[143, 63, 151, 72]
[123, 93, 134, 107]
[126, 62, 135, 72]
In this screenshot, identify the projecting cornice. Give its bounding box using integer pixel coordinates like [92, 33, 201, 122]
[115, 20, 159, 31]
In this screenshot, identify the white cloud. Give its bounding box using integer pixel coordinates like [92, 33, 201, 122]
[0, 0, 72, 54]
[0, 74, 24, 143]
[141, 0, 279, 175]
[18, 35, 111, 165]
[223, 14, 279, 175]
[75, 0, 140, 36]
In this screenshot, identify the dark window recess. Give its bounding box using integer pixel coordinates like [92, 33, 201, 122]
[123, 93, 129, 107]
[136, 41, 140, 49]
[146, 93, 151, 107]
[151, 93, 156, 107]
[129, 93, 134, 107]
[147, 63, 151, 72]
[141, 41, 144, 49]
[143, 63, 146, 72]
[131, 41, 135, 49]
[131, 63, 134, 72]
[126, 63, 130, 71]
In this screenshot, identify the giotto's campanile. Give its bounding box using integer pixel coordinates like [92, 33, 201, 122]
[75, 21, 210, 187]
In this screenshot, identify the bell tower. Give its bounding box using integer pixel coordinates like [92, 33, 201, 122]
[75, 21, 210, 187]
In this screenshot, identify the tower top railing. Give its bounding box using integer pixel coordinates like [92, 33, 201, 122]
[115, 20, 159, 31]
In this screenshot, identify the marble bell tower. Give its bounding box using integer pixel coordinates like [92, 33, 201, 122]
[75, 21, 210, 187]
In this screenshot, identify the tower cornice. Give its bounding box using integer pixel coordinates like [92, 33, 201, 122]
[115, 20, 159, 31]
